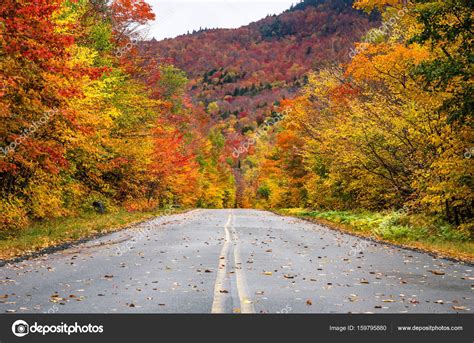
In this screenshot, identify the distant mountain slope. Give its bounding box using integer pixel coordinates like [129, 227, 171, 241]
[142, 0, 378, 132]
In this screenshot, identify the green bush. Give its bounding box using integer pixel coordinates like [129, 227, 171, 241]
[436, 225, 470, 242]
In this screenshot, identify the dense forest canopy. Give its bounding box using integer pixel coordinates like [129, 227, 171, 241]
[1, 0, 472, 240]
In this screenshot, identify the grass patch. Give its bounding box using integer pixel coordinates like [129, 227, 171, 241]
[276, 208, 473, 263]
[0, 207, 185, 260]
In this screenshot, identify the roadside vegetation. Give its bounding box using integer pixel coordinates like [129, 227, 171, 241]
[0, 207, 184, 261]
[242, 0, 473, 261]
[277, 208, 473, 262]
[1, 0, 471, 262]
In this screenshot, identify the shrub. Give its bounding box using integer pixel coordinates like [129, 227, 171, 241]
[80, 193, 117, 214]
[0, 197, 29, 233]
[436, 225, 471, 242]
[123, 198, 158, 212]
[27, 181, 65, 220]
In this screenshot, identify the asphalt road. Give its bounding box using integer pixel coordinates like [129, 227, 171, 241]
[0, 209, 472, 313]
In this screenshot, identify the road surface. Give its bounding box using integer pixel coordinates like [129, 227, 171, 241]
[0, 209, 472, 313]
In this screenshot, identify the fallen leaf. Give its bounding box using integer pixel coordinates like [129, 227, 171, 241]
[306, 299, 313, 305]
[452, 306, 467, 311]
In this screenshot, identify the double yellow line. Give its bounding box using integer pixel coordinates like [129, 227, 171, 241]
[211, 210, 255, 314]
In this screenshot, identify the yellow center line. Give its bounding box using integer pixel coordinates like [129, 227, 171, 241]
[230, 210, 256, 314]
[211, 210, 232, 313]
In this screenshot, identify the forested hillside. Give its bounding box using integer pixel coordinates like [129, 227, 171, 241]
[143, 0, 378, 136]
[1, 0, 472, 260]
[240, 0, 473, 239]
[0, 0, 237, 233]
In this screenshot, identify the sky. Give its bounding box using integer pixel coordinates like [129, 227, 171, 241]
[145, 0, 297, 40]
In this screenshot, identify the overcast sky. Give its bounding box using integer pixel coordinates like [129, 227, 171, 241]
[145, 0, 297, 40]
